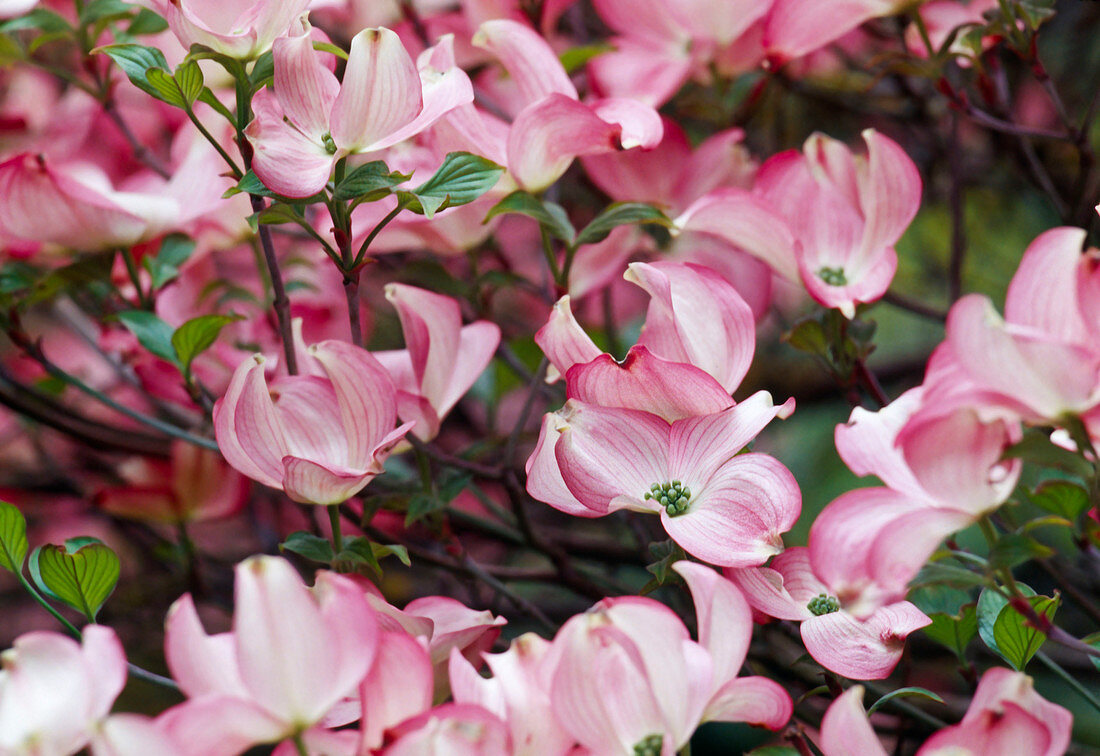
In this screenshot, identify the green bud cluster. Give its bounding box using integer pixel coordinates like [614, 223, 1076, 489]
[644, 480, 692, 516]
[322, 133, 338, 155]
[807, 593, 841, 616]
[633, 734, 664, 756]
[817, 266, 848, 286]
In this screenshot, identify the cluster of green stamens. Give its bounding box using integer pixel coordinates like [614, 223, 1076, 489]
[633, 734, 664, 756]
[817, 266, 848, 286]
[644, 480, 692, 516]
[322, 133, 338, 154]
[807, 594, 841, 616]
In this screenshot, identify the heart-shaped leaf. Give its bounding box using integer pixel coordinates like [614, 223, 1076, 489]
[993, 593, 1060, 671]
[29, 538, 120, 620]
[0, 501, 28, 573]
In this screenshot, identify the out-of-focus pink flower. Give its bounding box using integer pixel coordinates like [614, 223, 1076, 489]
[0, 0, 36, 19]
[905, 0, 998, 60]
[161, 556, 380, 755]
[91, 714, 186, 756]
[96, 440, 248, 523]
[587, 0, 772, 107]
[246, 18, 472, 197]
[919, 668, 1071, 756]
[546, 562, 790, 754]
[532, 393, 799, 567]
[755, 129, 921, 317]
[728, 548, 930, 679]
[450, 634, 573, 756]
[0, 627, 127, 756]
[440, 19, 661, 192]
[373, 284, 500, 441]
[381, 704, 512, 755]
[941, 227, 1100, 427]
[213, 341, 413, 505]
[0, 154, 180, 250]
[137, 0, 311, 59]
[820, 668, 1072, 756]
[764, 0, 907, 62]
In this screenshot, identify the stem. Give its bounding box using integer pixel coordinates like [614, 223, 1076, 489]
[292, 732, 309, 756]
[118, 248, 150, 309]
[328, 504, 343, 553]
[250, 195, 299, 375]
[880, 291, 947, 322]
[539, 227, 563, 292]
[1035, 651, 1100, 715]
[353, 203, 404, 266]
[184, 106, 242, 179]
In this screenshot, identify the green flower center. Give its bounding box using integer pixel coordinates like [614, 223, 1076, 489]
[817, 266, 848, 286]
[633, 734, 664, 756]
[807, 594, 841, 616]
[322, 133, 337, 155]
[644, 480, 692, 517]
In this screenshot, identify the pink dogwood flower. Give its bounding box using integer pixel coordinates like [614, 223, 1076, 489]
[382, 704, 512, 755]
[437, 19, 662, 192]
[138, 0, 311, 59]
[213, 340, 413, 505]
[546, 561, 791, 754]
[755, 129, 922, 317]
[373, 283, 501, 441]
[531, 392, 799, 567]
[161, 556, 380, 755]
[821, 668, 1071, 755]
[246, 18, 473, 198]
[765, 0, 909, 63]
[0, 627, 127, 756]
[728, 548, 930, 679]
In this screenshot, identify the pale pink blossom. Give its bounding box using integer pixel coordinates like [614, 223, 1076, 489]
[0, 627, 127, 756]
[381, 704, 512, 755]
[161, 556, 380, 755]
[531, 393, 799, 567]
[587, 0, 772, 107]
[138, 0, 311, 59]
[246, 18, 472, 197]
[546, 562, 790, 754]
[764, 0, 908, 62]
[0, 0, 36, 19]
[213, 341, 413, 505]
[373, 284, 501, 440]
[755, 129, 922, 317]
[728, 548, 930, 679]
[91, 715, 185, 756]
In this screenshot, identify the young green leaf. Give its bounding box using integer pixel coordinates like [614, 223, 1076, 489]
[399, 152, 504, 219]
[333, 161, 411, 203]
[922, 604, 978, 659]
[0, 501, 28, 573]
[484, 191, 576, 244]
[0, 8, 71, 33]
[29, 539, 120, 620]
[171, 313, 243, 376]
[223, 170, 275, 199]
[117, 310, 179, 365]
[574, 202, 673, 246]
[143, 235, 196, 290]
[127, 7, 168, 35]
[1028, 480, 1090, 520]
[992, 593, 1059, 670]
[96, 44, 170, 99]
[280, 532, 336, 564]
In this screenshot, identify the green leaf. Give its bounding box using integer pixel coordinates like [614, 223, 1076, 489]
[922, 604, 978, 659]
[0, 501, 28, 573]
[127, 7, 168, 35]
[29, 540, 120, 620]
[399, 152, 504, 219]
[145, 67, 188, 107]
[249, 50, 274, 86]
[640, 540, 688, 594]
[559, 42, 614, 73]
[257, 203, 307, 225]
[783, 317, 829, 359]
[1083, 632, 1100, 672]
[26, 252, 114, 306]
[96, 43, 170, 99]
[867, 687, 945, 716]
[986, 533, 1053, 569]
[279, 531, 335, 564]
[171, 313, 243, 376]
[992, 593, 1059, 670]
[117, 310, 178, 365]
[911, 562, 988, 589]
[143, 234, 195, 290]
[977, 584, 1039, 663]
[335, 537, 410, 576]
[0, 8, 71, 33]
[198, 87, 235, 122]
[223, 170, 275, 199]
[405, 492, 445, 526]
[1002, 431, 1093, 478]
[174, 60, 204, 104]
[484, 191, 576, 244]
[333, 161, 411, 203]
[746, 748, 800, 756]
[574, 202, 672, 246]
[79, 0, 132, 25]
[1028, 480, 1091, 520]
